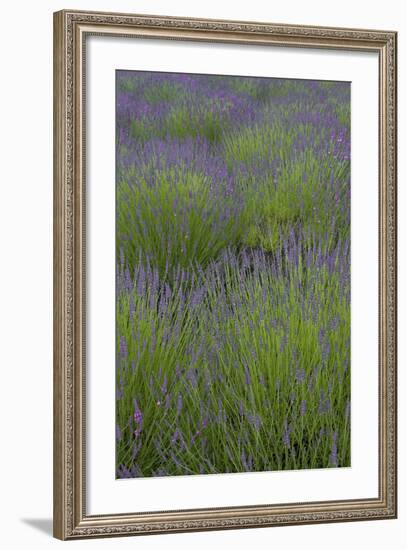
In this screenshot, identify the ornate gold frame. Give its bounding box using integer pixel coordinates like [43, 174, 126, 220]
[53, 9, 397, 540]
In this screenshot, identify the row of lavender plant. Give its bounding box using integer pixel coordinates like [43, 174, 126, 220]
[116, 71, 350, 477]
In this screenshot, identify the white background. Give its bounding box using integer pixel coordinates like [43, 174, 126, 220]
[0, 0, 405, 548]
[88, 37, 378, 514]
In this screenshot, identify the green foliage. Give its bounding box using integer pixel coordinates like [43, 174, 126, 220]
[116, 246, 350, 475]
[239, 150, 350, 251]
[117, 167, 250, 279]
[334, 103, 351, 130]
[143, 81, 183, 104]
[118, 76, 136, 93]
[163, 106, 226, 142]
[223, 122, 296, 170]
[229, 78, 312, 102]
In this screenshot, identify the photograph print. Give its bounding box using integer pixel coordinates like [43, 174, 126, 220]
[115, 70, 351, 479]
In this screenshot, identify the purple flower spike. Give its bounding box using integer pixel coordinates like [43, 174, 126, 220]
[345, 399, 351, 420]
[116, 424, 122, 441]
[296, 367, 306, 384]
[176, 394, 183, 416]
[133, 398, 143, 437]
[160, 375, 167, 395]
[120, 335, 128, 359]
[243, 362, 252, 386]
[329, 432, 338, 467]
[282, 418, 291, 449]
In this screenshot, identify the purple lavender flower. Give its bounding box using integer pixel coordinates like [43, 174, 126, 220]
[133, 398, 143, 437]
[116, 424, 122, 441]
[329, 432, 338, 467]
[282, 418, 291, 449]
[243, 362, 252, 386]
[296, 367, 306, 384]
[345, 399, 351, 420]
[119, 336, 128, 360]
[160, 375, 167, 395]
[176, 394, 183, 416]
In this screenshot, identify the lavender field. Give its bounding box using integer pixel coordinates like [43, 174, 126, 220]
[116, 71, 350, 478]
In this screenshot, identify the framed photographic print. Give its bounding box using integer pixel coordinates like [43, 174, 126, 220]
[53, 9, 397, 540]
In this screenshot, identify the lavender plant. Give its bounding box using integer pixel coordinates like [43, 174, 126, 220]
[115, 71, 351, 478]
